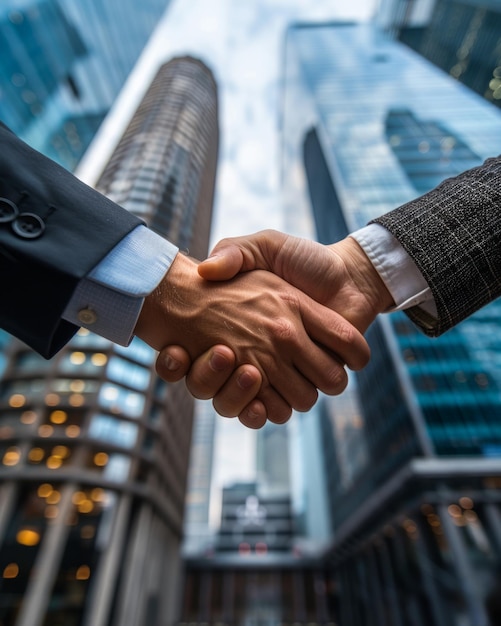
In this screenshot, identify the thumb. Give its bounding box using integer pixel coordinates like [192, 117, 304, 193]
[198, 243, 247, 280]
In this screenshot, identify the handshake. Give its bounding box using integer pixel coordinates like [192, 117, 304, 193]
[134, 229, 394, 429]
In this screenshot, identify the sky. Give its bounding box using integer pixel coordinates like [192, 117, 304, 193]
[78, 0, 378, 504]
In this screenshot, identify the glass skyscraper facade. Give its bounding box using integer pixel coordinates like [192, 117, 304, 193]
[379, 0, 501, 110]
[0, 0, 171, 170]
[0, 56, 218, 626]
[283, 22, 501, 626]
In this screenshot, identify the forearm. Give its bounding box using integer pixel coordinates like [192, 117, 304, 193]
[371, 156, 501, 335]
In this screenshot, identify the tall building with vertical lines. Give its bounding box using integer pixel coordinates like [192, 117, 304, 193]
[0, 0, 172, 169]
[378, 0, 501, 109]
[0, 56, 218, 626]
[282, 22, 501, 626]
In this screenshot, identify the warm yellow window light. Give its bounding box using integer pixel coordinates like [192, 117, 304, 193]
[50, 410, 67, 424]
[9, 394, 25, 408]
[3, 563, 19, 579]
[3, 447, 21, 466]
[16, 529, 41, 546]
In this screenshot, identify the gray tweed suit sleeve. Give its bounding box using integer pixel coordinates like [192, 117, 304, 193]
[371, 156, 501, 336]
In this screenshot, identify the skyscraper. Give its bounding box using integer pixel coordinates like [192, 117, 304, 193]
[283, 22, 501, 626]
[378, 0, 501, 109]
[0, 0, 172, 169]
[0, 56, 218, 626]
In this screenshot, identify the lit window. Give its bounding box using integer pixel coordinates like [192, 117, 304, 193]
[3, 446, 21, 466]
[29, 448, 45, 463]
[70, 380, 85, 393]
[38, 425, 53, 437]
[16, 529, 40, 546]
[3, 563, 19, 579]
[77, 499, 94, 514]
[46, 456, 62, 469]
[69, 393, 85, 407]
[45, 393, 60, 406]
[50, 410, 67, 424]
[70, 352, 86, 365]
[20, 410, 37, 424]
[91, 353, 108, 366]
[93, 452, 109, 467]
[38, 483, 53, 498]
[9, 394, 25, 408]
[76, 565, 90, 580]
[66, 425, 80, 438]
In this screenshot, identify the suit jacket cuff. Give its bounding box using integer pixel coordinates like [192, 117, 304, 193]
[62, 226, 178, 345]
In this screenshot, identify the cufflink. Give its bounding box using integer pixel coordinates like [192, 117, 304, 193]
[78, 308, 98, 325]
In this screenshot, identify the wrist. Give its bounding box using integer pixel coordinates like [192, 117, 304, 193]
[135, 252, 198, 351]
[332, 237, 395, 318]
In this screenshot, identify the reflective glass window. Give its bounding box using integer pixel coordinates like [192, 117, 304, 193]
[88, 414, 139, 448]
[107, 357, 150, 390]
[98, 383, 145, 418]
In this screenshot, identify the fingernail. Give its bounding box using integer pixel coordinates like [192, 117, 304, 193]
[246, 408, 261, 420]
[237, 371, 255, 390]
[209, 352, 229, 372]
[164, 355, 180, 371]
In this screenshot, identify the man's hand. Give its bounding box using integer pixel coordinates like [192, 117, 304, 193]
[155, 343, 268, 428]
[199, 230, 394, 332]
[135, 251, 370, 427]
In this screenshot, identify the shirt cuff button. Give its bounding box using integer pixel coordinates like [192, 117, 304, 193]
[78, 308, 98, 325]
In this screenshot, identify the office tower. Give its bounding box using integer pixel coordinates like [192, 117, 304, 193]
[378, 0, 501, 109]
[283, 22, 501, 626]
[256, 423, 290, 496]
[0, 0, 172, 169]
[180, 481, 338, 624]
[0, 56, 218, 626]
[182, 401, 217, 557]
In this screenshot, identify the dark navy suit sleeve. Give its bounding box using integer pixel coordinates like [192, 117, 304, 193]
[0, 122, 143, 357]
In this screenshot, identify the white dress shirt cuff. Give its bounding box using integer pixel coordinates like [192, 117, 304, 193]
[350, 224, 438, 317]
[62, 225, 178, 345]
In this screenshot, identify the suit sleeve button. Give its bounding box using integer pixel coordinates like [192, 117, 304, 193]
[78, 308, 98, 325]
[0, 198, 19, 223]
[12, 213, 45, 239]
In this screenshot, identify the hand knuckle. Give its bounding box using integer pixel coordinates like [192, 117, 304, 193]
[272, 316, 296, 342]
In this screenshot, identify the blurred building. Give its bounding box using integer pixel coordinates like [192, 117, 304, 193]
[182, 401, 217, 557]
[181, 481, 338, 624]
[377, 0, 501, 109]
[256, 423, 290, 496]
[0, 56, 218, 626]
[0, 0, 172, 169]
[282, 22, 501, 626]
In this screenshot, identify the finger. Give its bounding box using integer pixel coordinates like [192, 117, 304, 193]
[237, 398, 268, 429]
[296, 348, 349, 397]
[155, 345, 192, 382]
[301, 300, 371, 372]
[198, 230, 287, 281]
[212, 365, 263, 417]
[185, 345, 237, 400]
[248, 386, 293, 427]
[238, 385, 293, 429]
[198, 246, 244, 280]
[261, 313, 349, 399]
